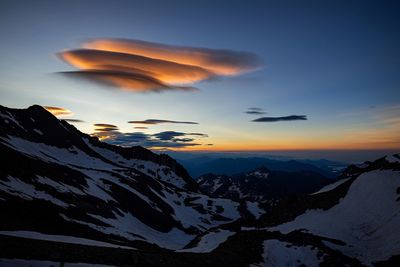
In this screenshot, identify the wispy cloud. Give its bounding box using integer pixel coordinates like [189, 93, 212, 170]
[93, 123, 119, 129]
[63, 119, 85, 123]
[245, 107, 266, 115]
[152, 131, 207, 141]
[92, 123, 120, 140]
[244, 107, 267, 115]
[252, 115, 307, 122]
[246, 111, 266, 115]
[128, 119, 198, 125]
[43, 106, 84, 122]
[58, 38, 262, 92]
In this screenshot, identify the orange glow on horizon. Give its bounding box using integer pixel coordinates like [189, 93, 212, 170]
[171, 140, 400, 152]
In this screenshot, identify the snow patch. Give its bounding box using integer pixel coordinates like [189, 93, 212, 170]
[246, 201, 264, 219]
[178, 230, 235, 253]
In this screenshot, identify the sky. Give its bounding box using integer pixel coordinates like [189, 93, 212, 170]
[0, 0, 399, 156]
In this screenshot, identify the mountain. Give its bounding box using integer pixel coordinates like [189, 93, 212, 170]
[245, 153, 400, 266]
[0, 105, 245, 251]
[0, 105, 399, 266]
[182, 154, 399, 267]
[198, 167, 330, 201]
[178, 157, 343, 179]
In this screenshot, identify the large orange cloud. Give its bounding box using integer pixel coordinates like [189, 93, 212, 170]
[58, 38, 262, 92]
[60, 69, 196, 92]
[84, 39, 263, 76]
[60, 49, 214, 84]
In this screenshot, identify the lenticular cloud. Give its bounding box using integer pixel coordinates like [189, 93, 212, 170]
[58, 38, 262, 92]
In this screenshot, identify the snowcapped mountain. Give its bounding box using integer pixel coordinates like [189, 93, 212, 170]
[198, 167, 330, 201]
[246, 154, 400, 266]
[0, 105, 242, 251]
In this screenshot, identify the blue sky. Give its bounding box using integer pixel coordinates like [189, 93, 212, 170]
[1, 0, 399, 152]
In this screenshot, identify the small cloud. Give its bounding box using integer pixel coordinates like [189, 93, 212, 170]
[152, 131, 208, 141]
[187, 133, 208, 137]
[205, 143, 214, 146]
[245, 111, 266, 115]
[245, 107, 266, 115]
[63, 119, 85, 123]
[93, 123, 119, 129]
[172, 138, 195, 143]
[43, 106, 73, 117]
[134, 126, 148, 129]
[252, 115, 308, 122]
[92, 123, 120, 140]
[152, 131, 186, 141]
[128, 119, 198, 125]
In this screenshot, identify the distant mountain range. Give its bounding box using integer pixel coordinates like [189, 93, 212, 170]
[176, 156, 346, 179]
[198, 167, 329, 202]
[0, 105, 399, 266]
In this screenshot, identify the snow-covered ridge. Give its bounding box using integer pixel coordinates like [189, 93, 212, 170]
[271, 169, 400, 266]
[311, 177, 351, 195]
[0, 105, 241, 251]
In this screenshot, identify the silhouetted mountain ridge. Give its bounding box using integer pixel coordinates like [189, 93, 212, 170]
[179, 156, 343, 179]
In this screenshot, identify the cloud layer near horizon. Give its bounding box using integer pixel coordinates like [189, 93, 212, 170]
[92, 128, 208, 149]
[59, 38, 262, 92]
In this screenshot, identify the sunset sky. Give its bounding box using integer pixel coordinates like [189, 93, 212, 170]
[1, 0, 399, 152]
